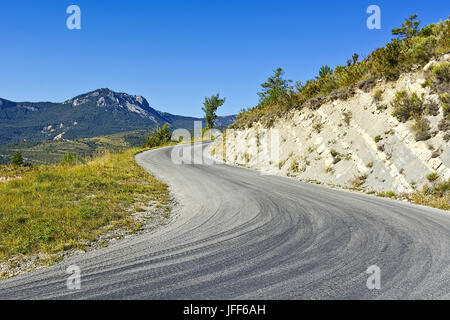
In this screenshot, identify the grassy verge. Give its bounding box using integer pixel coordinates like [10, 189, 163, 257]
[0, 148, 170, 277]
[368, 181, 449, 211]
[317, 179, 449, 211]
[309, 180, 449, 211]
[410, 193, 450, 210]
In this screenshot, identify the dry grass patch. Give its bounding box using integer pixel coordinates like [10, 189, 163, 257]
[411, 193, 449, 211]
[0, 148, 170, 267]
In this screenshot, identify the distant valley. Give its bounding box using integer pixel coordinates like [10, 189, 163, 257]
[0, 88, 236, 164]
[0, 88, 236, 145]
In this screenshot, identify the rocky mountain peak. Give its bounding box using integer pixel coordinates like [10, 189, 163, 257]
[63, 88, 153, 118]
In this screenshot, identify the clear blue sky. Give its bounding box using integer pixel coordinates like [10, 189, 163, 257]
[0, 0, 448, 117]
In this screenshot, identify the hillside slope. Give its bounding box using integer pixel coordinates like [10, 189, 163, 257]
[0, 130, 154, 165]
[210, 15, 450, 209]
[212, 55, 449, 195]
[211, 17, 449, 207]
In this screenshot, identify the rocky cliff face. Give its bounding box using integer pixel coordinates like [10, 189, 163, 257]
[210, 55, 450, 194]
[63, 88, 159, 123]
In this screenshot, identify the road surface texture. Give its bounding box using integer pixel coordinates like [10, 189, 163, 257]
[0, 143, 449, 299]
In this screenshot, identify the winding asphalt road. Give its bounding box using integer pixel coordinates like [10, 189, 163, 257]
[0, 143, 449, 299]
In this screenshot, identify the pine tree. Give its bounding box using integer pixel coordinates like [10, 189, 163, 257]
[318, 65, 332, 79]
[142, 124, 172, 148]
[392, 14, 420, 40]
[258, 68, 292, 107]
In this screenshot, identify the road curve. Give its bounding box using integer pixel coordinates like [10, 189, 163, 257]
[0, 143, 449, 299]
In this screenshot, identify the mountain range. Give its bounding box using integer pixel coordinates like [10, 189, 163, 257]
[0, 88, 236, 145]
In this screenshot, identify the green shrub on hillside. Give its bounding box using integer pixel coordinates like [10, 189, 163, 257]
[371, 39, 403, 80]
[142, 124, 171, 148]
[408, 36, 437, 64]
[11, 152, 23, 166]
[424, 61, 450, 95]
[373, 89, 384, 101]
[432, 62, 450, 83]
[426, 172, 439, 182]
[412, 117, 431, 141]
[391, 91, 424, 122]
[439, 93, 450, 119]
[342, 111, 352, 126]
